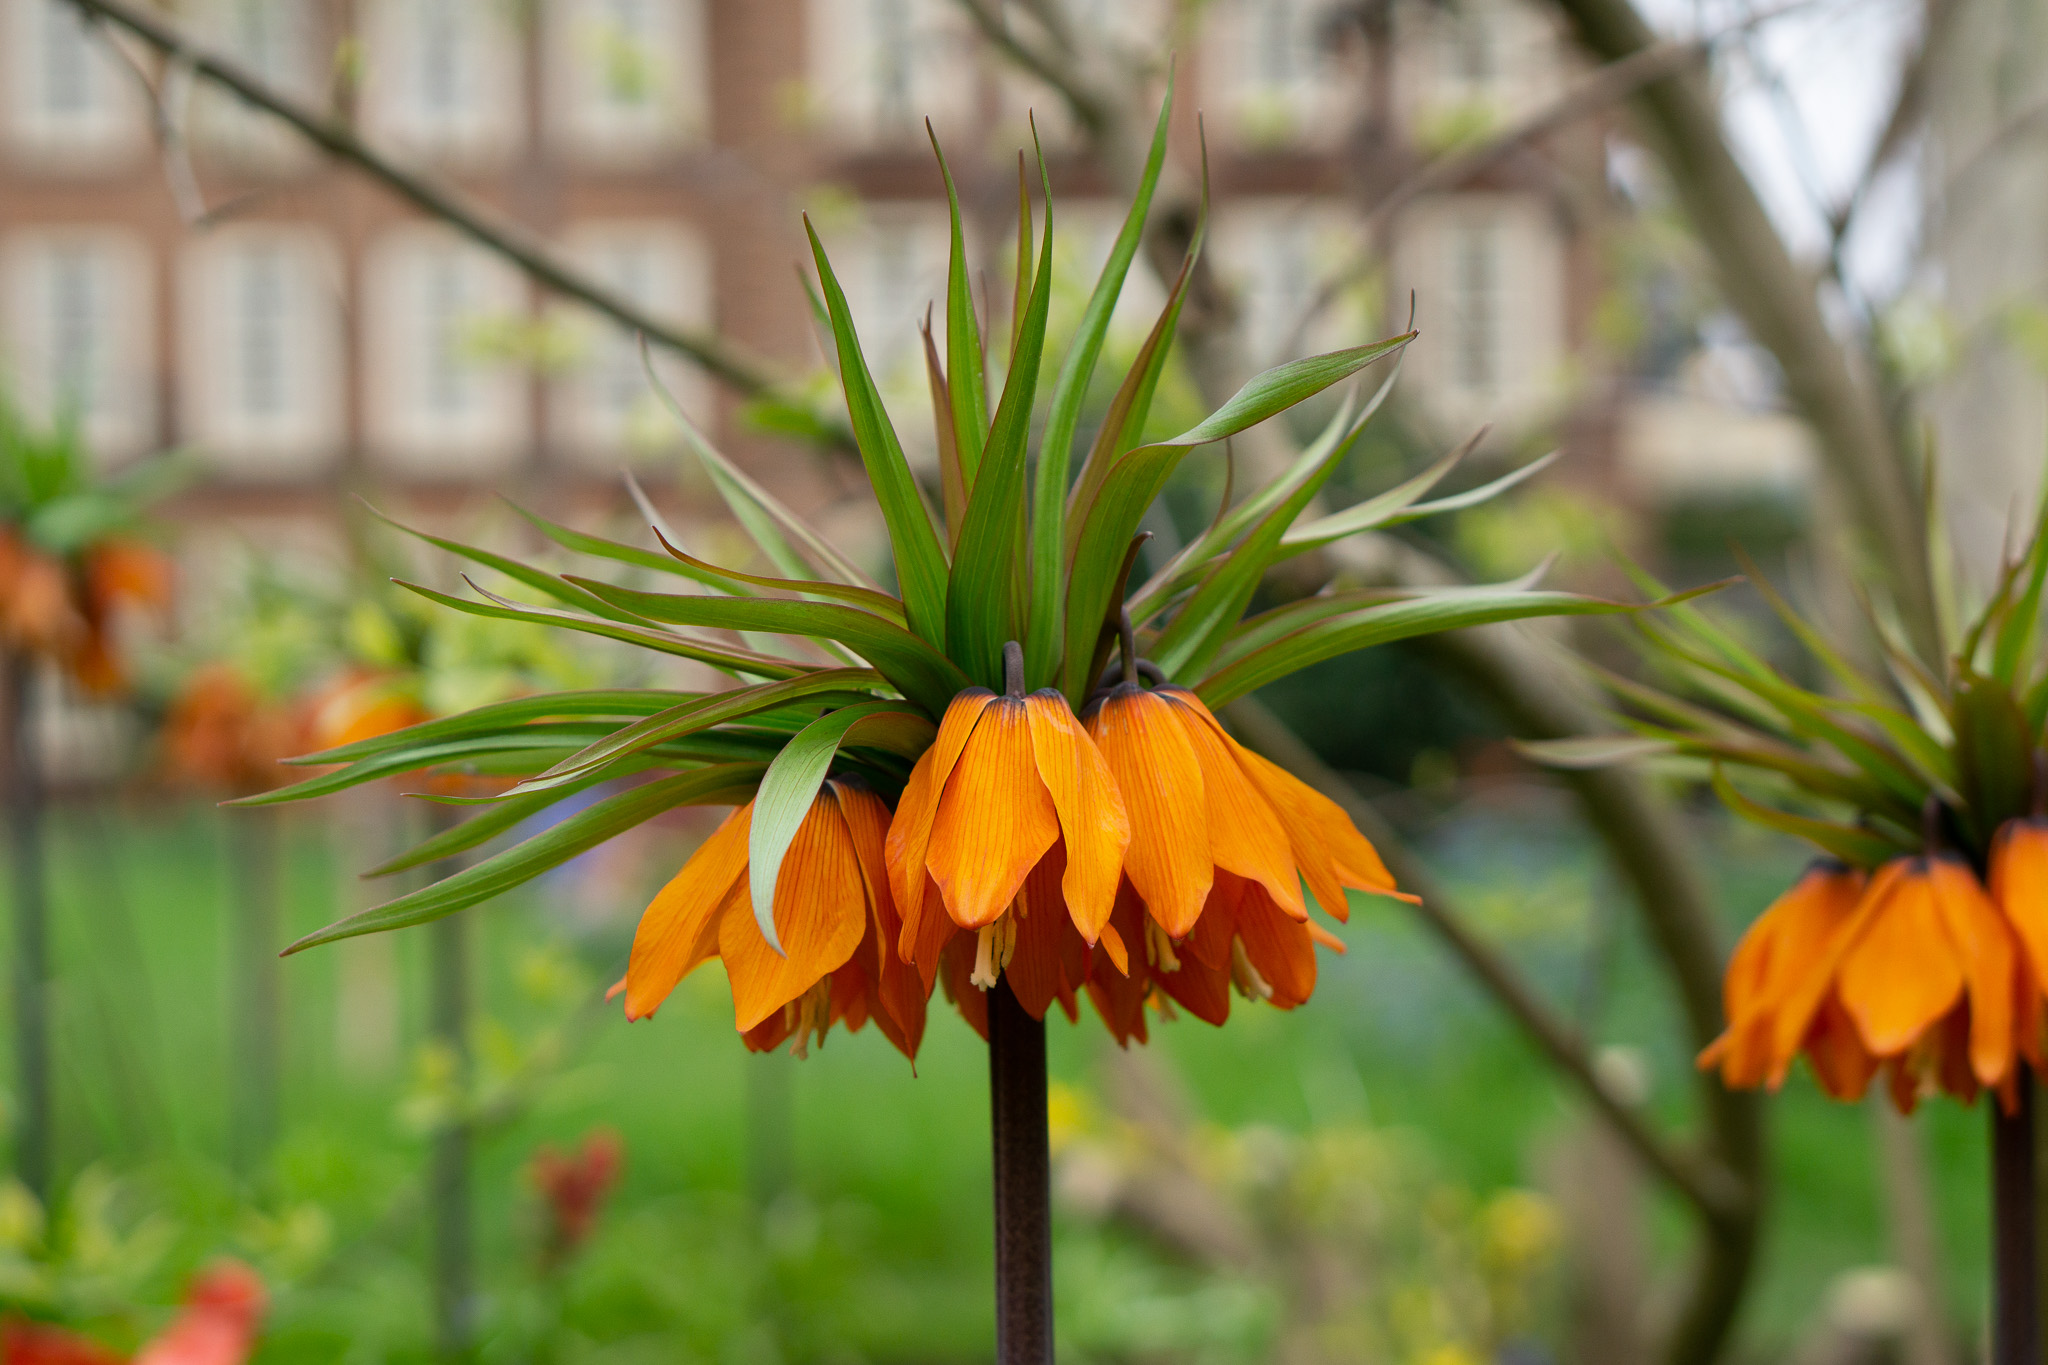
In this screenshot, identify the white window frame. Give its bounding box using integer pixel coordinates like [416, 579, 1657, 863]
[1213, 200, 1367, 372]
[359, 0, 521, 164]
[804, 0, 979, 149]
[2, 0, 146, 166]
[1, 227, 155, 460]
[179, 226, 344, 477]
[189, 0, 320, 165]
[1392, 194, 1568, 430]
[545, 0, 708, 161]
[1200, 0, 1358, 148]
[364, 226, 531, 476]
[549, 221, 712, 467]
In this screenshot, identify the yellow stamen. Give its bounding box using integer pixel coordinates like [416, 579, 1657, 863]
[1145, 919, 1181, 973]
[971, 913, 1019, 990]
[788, 979, 833, 1059]
[1229, 938, 1273, 1002]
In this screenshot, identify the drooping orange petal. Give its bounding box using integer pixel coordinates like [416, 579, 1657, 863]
[1164, 693, 1304, 920]
[718, 794, 868, 1033]
[1234, 882, 1319, 1008]
[1007, 850, 1084, 1022]
[1154, 944, 1231, 1026]
[1767, 860, 1903, 1075]
[927, 697, 1059, 929]
[1700, 862, 1864, 1089]
[1086, 883, 1151, 1046]
[901, 875, 958, 993]
[1803, 994, 1879, 1101]
[1926, 856, 2018, 1088]
[941, 932, 989, 1040]
[834, 779, 926, 1061]
[624, 805, 752, 1020]
[1182, 875, 1243, 974]
[1837, 861, 1965, 1057]
[885, 689, 996, 917]
[1086, 685, 1211, 937]
[1025, 690, 1130, 942]
[1992, 817, 2048, 991]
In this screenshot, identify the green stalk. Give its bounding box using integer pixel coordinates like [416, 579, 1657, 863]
[4, 649, 50, 1203]
[228, 808, 282, 1170]
[427, 808, 475, 1361]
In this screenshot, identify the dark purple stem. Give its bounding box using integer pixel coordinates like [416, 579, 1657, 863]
[988, 980, 1053, 1365]
[1993, 1069, 2039, 1365]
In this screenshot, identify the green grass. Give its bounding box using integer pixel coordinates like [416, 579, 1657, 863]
[0, 796, 1998, 1361]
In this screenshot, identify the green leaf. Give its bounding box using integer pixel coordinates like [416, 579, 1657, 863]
[1282, 443, 1557, 553]
[749, 700, 913, 952]
[284, 690, 687, 767]
[929, 125, 990, 487]
[1514, 736, 1678, 768]
[640, 338, 879, 589]
[1954, 670, 2034, 843]
[921, 313, 968, 544]
[1026, 82, 1173, 685]
[650, 527, 907, 623]
[805, 216, 952, 646]
[947, 132, 1055, 688]
[1152, 372, 1395, 677]
[235, 725, 636, 806]
[1710, 765, 1904, 867]
[1065, 331, 1415, 703]
[363, 504, 650, 627]
[1195, 579, 1691, 707]
[283, 766, 766, 952]
[568, 578, 971, 715]
[401, 579, 813, 680]
[502, 500, 731, 592]
[1995, 487, 2048, 684]
[364, 765, 641, 877]
[509, 668, 887, 795]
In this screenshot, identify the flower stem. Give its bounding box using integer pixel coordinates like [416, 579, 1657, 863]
[987, 979, 1053, 1365]
[427, 810, 475, 1361]
[1993, 1067, 2039, 1365]
[4, 648, 50, 1204]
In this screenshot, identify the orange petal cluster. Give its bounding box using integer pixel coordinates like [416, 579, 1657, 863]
[161, 664, 311, 795]
[619, 778, 924, 1060]
[626, 681, 1407, 1058]
[1703, 841, 2048, 1113]
[0, 533, 168, 695]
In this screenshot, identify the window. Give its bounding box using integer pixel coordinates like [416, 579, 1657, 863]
[365, 228, 530, 475]
[805, 0, 977, 148]
[192, 0, 318, 164]
[180, 229, 342, 476]
[1214, 202, 1364, 371]
[2, 230, 154, 458]
[550, 223, 711, 467]
[1201, 0, 1356, 146]
[1415, 0, 1562, 124]
[547, 0, 707, 160]
[361, 0, 520, 163]
[1393, 195, 1566, 428]
[3, 0, 145, 163]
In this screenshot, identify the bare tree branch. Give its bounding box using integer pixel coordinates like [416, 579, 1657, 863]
[64, 0, 836, 439]
[1546, 0, 1940, 663]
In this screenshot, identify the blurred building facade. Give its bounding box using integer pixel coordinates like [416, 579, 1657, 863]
[0, 0, 1629, 560]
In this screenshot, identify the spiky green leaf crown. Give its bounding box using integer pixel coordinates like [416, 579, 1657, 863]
[260, 91, 1616, 953]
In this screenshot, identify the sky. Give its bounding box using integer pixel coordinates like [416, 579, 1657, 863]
[1635, 0, 1926, 302]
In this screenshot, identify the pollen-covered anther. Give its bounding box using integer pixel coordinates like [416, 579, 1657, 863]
[1229, 938, 1273, 1002]
[971, 914, 1019, 990]
[788, 979, 834, 1059]
[1145, 919, 1181, 973]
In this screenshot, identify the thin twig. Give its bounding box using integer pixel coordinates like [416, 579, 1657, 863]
[61, 0, 829, 432]
[953, 0, 1110, 132]
[1223, 697, 1747, 1228]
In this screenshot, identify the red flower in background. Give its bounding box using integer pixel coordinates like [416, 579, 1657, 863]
[2, 1261, 264, 1365]
[529, 1129, 624, 1270]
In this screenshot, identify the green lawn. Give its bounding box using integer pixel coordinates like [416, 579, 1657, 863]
[0, 795, 1993, 1362]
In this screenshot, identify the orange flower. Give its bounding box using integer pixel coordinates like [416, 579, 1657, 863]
[885, 687, 1129, 1011]
[309, 672, 430, 750]
[161, 664, 309, 794]
[1703, 855, 2023, 1110]
[620, 778, 925, 1060]
[1077, 682, 1401, 1019]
